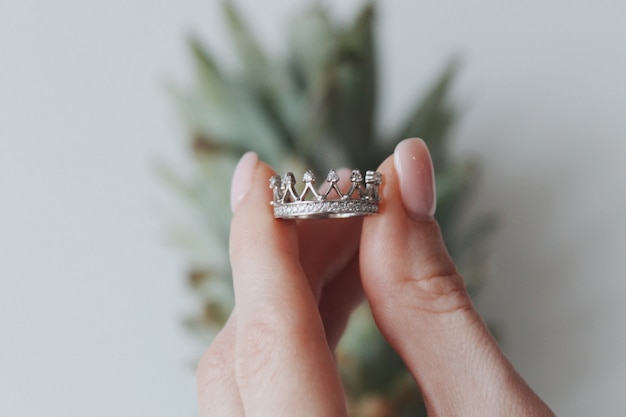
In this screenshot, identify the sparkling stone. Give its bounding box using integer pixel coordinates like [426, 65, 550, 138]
[269, 175, 281, 188]
[302, 170, 315, 183]
[350, 169, 363, 182]
[326, 169, 340, 183]
[283, 172, 296, 185]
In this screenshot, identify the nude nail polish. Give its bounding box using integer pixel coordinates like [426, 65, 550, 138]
[230, 151, 258, 213]
[394, 138, 436, 220]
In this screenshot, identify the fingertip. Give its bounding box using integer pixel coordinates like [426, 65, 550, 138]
[361, 140, 462, 313]
[230, 151, 259, 213]
[229, 158, 298, 264]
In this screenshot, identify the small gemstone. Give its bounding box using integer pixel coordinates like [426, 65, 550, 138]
[269, 175, 281, 188]
[350, 169, 363, 183]
[283, 172, 296, 185]
[326, 169, 340, 183]
[302, 170, 315, 183]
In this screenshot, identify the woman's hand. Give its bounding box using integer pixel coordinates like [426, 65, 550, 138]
[196, 138, 555, 417]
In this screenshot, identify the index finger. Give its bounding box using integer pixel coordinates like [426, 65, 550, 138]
[229, 153, 347, 417]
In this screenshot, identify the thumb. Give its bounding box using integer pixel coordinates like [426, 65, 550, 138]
[360, 138, 554, 416]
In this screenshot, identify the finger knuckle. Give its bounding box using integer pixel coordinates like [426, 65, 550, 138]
[393, 255, 473, 315]
[196, 341, 234, 395]
[409, 271, 473, 314]
[234, 322, 280, 387]
[234, 306, 310, 387]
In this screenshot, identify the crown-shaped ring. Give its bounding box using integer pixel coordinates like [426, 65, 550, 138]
[270, 169, 382, 219]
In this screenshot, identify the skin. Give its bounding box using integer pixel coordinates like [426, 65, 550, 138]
[197, 139, 555, 417]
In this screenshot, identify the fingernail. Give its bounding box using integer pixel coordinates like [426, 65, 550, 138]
[394, 138, 436, 220]
[230, 151, 258, 213]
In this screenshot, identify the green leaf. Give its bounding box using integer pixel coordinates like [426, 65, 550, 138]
[323, 3, 379, 169]
[391, 58, 460, 167]
[455, 213, 498, 260]
[175, 71, 291, 167]
[221, 2, 304, 153]
[435, 160, 477, 231]
[287, 4, 336, 93]
[188, 35, 221, 79]
[222, 0, 268, 79]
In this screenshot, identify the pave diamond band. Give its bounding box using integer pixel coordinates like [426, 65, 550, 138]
[273, 199, 379, 219]
[270, 169, 382, 220]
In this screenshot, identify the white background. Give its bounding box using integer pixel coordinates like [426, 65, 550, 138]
[1, 1, 625, 416]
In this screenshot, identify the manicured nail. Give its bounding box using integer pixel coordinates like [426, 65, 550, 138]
[230, 151, 258, 213]
[394, 138, 436, 221]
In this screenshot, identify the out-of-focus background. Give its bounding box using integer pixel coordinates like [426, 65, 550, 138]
[1, 0, 625, 416]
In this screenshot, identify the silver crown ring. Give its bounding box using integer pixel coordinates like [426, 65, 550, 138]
[270, 169, 382, 219]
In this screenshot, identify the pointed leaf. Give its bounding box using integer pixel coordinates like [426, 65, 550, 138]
[222, 0, 268, 82]
[188, 35, 221, 78]
[435, 160, 478, 233]
[328, 3, 378, 169]
[287, 4, 336, 93]
[391, 58, 460, 162]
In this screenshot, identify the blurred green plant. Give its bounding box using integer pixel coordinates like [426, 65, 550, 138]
[161, 1, 495, 415]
